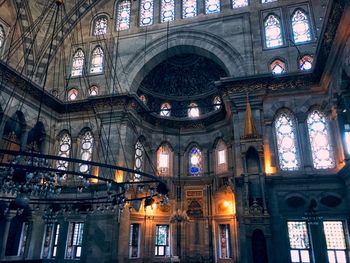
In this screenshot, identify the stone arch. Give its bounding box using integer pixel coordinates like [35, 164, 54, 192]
[124, 30, 245, 93]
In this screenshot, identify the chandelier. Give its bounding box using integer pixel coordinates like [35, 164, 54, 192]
[0, 0, 169, 218]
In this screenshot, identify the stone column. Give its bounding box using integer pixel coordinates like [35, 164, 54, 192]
[0, 210, 17, 259]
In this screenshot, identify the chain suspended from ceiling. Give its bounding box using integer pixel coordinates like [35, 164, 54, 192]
[0, 0, 169, 219]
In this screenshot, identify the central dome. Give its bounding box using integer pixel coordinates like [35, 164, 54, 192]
[139, 54, 227, 99]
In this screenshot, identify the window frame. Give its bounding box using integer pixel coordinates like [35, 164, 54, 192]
[41, 222, 60, 259]
[65, 222, 84, 260]
[306, 108, 335, 170]
[139, 0, 154, 27]
[71, 48, 85, 78]
[92, 15, 108, 36]
[270, 58, 287, 75]
[204, 0, 221, 15]
[89, 46, 104, 75]
[289, 7, 313, 45]
[116, 0, 132, 31]
[273, 109, 301, 171]
[160, 0, 175, 23]
[188, 145, 203, 176]
[261, 11, 285, 50]
[287, 221, 313, 263]
[155, 224, 170, 257]
[78, 130, 94, 174]
[129, 223, 141, 258]
[182, 0, 198, 19]
[218, 224, 232, 259]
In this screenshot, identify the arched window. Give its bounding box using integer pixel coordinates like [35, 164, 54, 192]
[89, 85, 99, 96]
[93, 16, 108, 35]
[139, 0, 154, 26]
[134, 140, 144, 181]
[157, 144, 171, 176]
[57, 132, 71, 172]
[274, 110, 300, 170]
[79, 130, 94, 173]
[116, 1, 131, 31]
[161, 0, 175, 22]
[264, 14, 283, 48]
[299, 55, 313, 71]
[232, 0, 248, 8]
[71, 49, 84, 77]
[67, 88, 78, 101]
[291, 9, 311, 44]
[182, 0, 197, 18]
[90, 46, 104, 74]
[189, 147, 202, 176]
[188, 103, 199, 118]
[0, 25, 5, 50]
[160, 103, 171, 117]
[213, 96, 222, 110]
[216, 140, 228, 174]
[307, 109, 335, 169]
[270, 59, 286, 75]
[205, 0, 220, 14]
[139, 95, 147, 104]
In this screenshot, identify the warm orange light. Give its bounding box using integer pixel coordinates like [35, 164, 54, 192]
[90, 167, 99, 184]
[152, 203, 157, 210]
[223, 201, 229, 208]
[264, 144, 276, 175]
[114, 170, 123, 183]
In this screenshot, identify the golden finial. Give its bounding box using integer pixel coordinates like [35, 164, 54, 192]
[243, 94, 257, 138]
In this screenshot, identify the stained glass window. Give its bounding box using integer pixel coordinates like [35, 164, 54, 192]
[79, 131, 94, 173]
[89, 85, 99, 96]
[274, 110, 300, 170]
[155, 225, 170, 256]
[42, 223, 60, 259]
[116, 1, 131, 31]
[71, 49, 84, 77]
[139, 0, 154, 26]
[264, 14, 283, 48]
[133, 140, 144, 181]
[299, 55, 313, 71]
[182, 0, 197, 18]
[205, 0, 220, 14]
[161, 0, 175, 22]
[93, 16, 108, 36]
[189, 147, 202, 176]
[57, 132, 71, 173]
[0, 25, 5, 50]
[160, 103, 171, 117]
[232, 0, 248, 8]
[68, 88, 78, 101]
[129, 224, 140, 258]
[213, 96, 222, 110]
[65, 222, 84, 259]
[323, 221, 348, 263]
[157, 145, 171, 176]
[90, 46, 104, 74]
[219, 224, 231, 259]
[292, 9, 311, 44]
[261, 0, 276, 3]
[271, 59, 286, 75]
[288, 221, 311, 263]
[307, 110, 335, 169]
[188, 103, 199, 118]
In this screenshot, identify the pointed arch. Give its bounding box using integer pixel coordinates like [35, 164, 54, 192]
[156, 142, 173, 176]
[56, 131, 71, 173]
[264, 14, 283, 48]
[90, 46, 104, 74]
[78, 129, 94, 173]
[189, 145, 202, 176]
[93, 16, 108, 36]
[274, 109, 300, 171]
[291, 9, 312, 43]
[307, 109, 335, 169]
[71, 49, 85, 77]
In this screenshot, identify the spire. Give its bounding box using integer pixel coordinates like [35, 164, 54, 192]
[243, 95, 257, 138]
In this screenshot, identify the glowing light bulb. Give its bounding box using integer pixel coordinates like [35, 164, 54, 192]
[223, 201, 229, 208]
